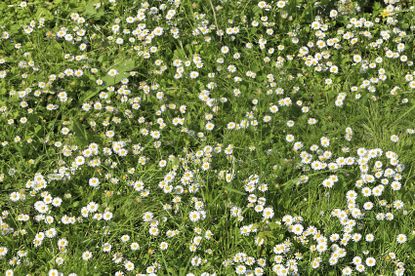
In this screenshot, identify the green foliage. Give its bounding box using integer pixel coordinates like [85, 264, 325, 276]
[0, 0, 415, 275]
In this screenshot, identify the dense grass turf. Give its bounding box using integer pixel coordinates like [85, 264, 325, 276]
[0, 0, 415, 275]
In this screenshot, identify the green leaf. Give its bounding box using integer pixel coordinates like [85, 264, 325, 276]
[81, 0, 104, 19]
[224, 185, 245, 195]
[81, 58, 138, 102]
[72, 120, 88, 146]
[34, 125, 42, 135]
[35, 7, 54, 20]
[269, 222, 282, 231]
[115, 58, 136, 72]
[258, 230, 273, 239]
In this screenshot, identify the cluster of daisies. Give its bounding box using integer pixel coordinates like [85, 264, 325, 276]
[0, 0, 414, 275]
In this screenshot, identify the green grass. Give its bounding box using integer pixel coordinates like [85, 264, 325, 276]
[0, 0, 415, 275]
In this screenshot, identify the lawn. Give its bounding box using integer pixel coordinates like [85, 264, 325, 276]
[0, 0, 415, 275]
